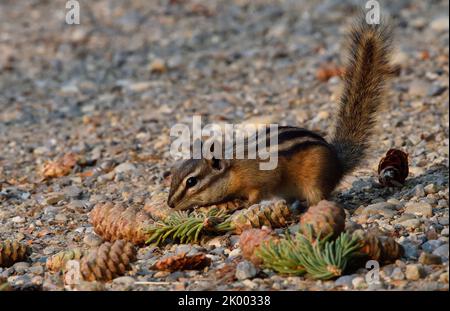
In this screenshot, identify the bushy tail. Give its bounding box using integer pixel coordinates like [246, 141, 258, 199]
[332, 16, 395, 175]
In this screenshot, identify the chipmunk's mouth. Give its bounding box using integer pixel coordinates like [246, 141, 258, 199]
[173, 200, 202, 211]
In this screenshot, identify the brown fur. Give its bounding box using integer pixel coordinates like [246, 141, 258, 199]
[332, 16, 394, 174]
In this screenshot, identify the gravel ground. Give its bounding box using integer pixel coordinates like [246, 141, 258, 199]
[0, 0, 448, 291]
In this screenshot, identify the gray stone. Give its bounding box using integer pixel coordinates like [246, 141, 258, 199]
[335, 275, 355, 289]
[421, 240, 444, 253]
[359, 202, 397, 218]
[441, 228, 449, 237]
[408, 80, 429, 98]
[67, 200, 88, 211]
[438, 217, 449, 226]
[432, 244, 449, 261]
[428, 85, 447, 97]
[97, 171, 115, 183]
[405, 202, 433, 217]
[390, 267, 405, 280]
[242, 279, 259, 289]
[437, 199, 448, 208]
[54, 213, 68, 223]
[424, 183, 439, 194]
[43, 205, 60, 215]
[175, 244, 195, 255]
[166, 271, 185, 282]
[398, 218, 421, 229]
[114, 162, 136, 173]
[112, 276, 136, 286]
[45, 193, 65, 205]
[413, 184, 426, 197]
[205, 236, 229, 249]
[83, 233, 103, 247]
[430, 16, 450, 32]
[235, 261, 258, 280]
[393, 213, 416, 224]
[29, 265, 44, 275]
[64, 185, 83, 198]
[13, 262, 30, 274]
[405, 264, 425, 280]
[11, 216, 25, 223]
[400, 242, 419, 259]
[228, 248, 242, 259]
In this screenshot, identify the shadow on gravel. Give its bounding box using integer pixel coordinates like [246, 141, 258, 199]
[335, 164, 449, 210]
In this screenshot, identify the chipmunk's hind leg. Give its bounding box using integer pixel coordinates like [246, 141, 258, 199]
[287, 144, 343, 206]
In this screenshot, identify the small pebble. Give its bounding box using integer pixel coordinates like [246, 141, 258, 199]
[405, 264, 425, 281]
[421, 240, 444, 253]
[391, 267, 405, 280]
[83, 233, 103, 247]
[432, 244, 449, 261]
[114, 162, 136, 173]
[235, 261, 258, 280]
[335, 275, 355, 289]
[404, 202, 433, 217]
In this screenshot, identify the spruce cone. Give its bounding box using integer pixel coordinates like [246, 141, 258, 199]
[90, 202, 153, 245]
[143, 192, 172, 221]
[378, 149, 409, 187]
[80, 240, 136, 282]
[0, 240, 31, 267]
[239, 228, 278, 265]
[46, 248, 86, 272]
[196, 199, 247, 215]
[355, 231, 404, 263]
[231, 200, 292, 234]
[299, 200, 346, 239]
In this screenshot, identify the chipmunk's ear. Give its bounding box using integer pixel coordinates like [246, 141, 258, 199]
[206, 157, 229, 172]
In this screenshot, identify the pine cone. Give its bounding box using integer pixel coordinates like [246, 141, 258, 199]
[378, 149, 409, 187]
[80, 240, 136, 282]
[46, 248, 86, 272]
[355, 231, 404, 263]
[239, 228, 278, 265]
[0, 240, 31, 267]
[231, 200, 292, 234]
[299, 200, 346, 239]
[152, 253, 211, 272]
[143, 192, 172, 221]
[90, 202, 153, 245]
[196, 199, 247, 215]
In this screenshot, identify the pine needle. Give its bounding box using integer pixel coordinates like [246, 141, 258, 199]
[145, 208, 230, 246]
[256, 226, 362, 280]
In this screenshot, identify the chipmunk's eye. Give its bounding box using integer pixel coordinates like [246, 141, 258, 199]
[186, 177, 197, 188]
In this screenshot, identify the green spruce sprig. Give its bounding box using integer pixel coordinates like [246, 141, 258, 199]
[255, 233, 307, 275]
[146, 208, 231, 245]
[256, 226, 362, 280]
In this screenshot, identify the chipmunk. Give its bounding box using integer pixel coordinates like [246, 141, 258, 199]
[167, 17, 396, 211]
